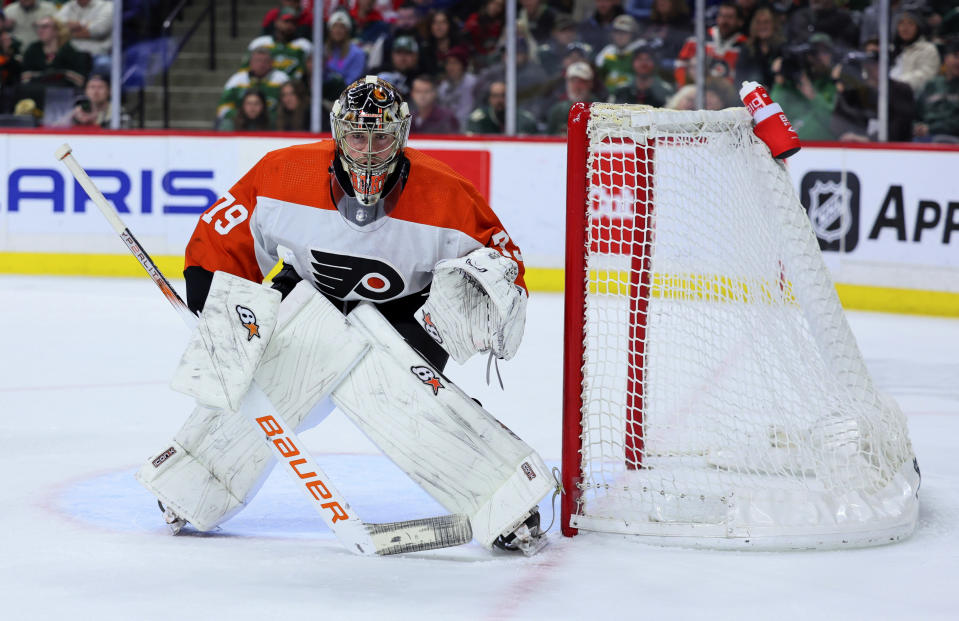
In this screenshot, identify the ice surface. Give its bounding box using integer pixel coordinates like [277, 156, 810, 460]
[1, 276, 956, 620]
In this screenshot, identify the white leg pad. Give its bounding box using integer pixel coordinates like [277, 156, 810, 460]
[136, 282, 367, 531]
[336, 303, 554, 548]
[138, 286, 551, 546]
[135, 406, 275, 531]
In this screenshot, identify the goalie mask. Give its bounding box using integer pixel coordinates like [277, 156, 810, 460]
[331, 76, 411, 206]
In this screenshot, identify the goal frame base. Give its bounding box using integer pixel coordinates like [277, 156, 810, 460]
[567, 520, 918, 551]
[568, 459, 920, 550]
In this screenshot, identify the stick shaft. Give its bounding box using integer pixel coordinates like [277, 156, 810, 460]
[57, 144, 195, 325]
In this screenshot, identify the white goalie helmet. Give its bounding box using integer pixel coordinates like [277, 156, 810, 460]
[330, 76, 411, 206]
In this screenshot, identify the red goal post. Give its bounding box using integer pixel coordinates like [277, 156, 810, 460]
[561, 102, 920, 549]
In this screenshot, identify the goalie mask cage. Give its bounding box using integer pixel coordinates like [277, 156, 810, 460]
[561, 103, 919, 549]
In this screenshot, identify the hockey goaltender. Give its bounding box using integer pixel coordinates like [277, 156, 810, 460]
[134, 76, 553, 556]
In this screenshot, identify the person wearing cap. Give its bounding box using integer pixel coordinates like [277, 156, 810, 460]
[437, 45, 478, 128]
[467, 79, 540, 135]
[247, 6, 313, 81]
[913, 38, 959, 142]
[217, 46, 289, 128]
[541, 40, 595, 102]
[537, 13, 580, 77]
[891, 10, 941, 95]
[70, 71, 114, 128]
[545, 61, 599, 134]
[674, 1, 747, 86]
[474, 36, 550, 119]
[610, 43, 674, 107]
[563, 41, 595, 70]
[261, 0, 313, 40]
[375, 34, 422, 98]
[578, 0, 626, 53]
[324, 10, 367, 87]
[596, 14, 643, 93]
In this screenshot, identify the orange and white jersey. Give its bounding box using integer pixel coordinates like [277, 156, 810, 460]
[185, 141, 526, 302]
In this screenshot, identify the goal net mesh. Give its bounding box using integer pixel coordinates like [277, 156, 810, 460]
[568, 104, 918, 547]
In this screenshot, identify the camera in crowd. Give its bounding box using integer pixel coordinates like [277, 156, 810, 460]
[74, 95, 92, 113]
[777, 42, 815, 84]
[776, 34, 837, 85]
[835, 50, 880, 90]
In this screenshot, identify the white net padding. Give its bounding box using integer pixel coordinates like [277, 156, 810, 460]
[568, 104, 918, 548]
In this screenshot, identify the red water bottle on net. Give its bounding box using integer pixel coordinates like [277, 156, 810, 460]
[739, 81, 801, 159]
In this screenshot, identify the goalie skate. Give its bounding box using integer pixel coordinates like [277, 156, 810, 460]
[158, 501, 188, 535]
[492, 508, 547, 556]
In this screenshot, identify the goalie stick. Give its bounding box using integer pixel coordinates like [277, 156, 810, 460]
[55, 143, 472, 556]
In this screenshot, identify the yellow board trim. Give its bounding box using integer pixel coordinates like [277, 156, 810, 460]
[832, 283, 959, 318]
[2, 255, 957, 318]
[0, 252, 187, 278]
[525, 267, 959, 317]
[0, 252, 284, 282]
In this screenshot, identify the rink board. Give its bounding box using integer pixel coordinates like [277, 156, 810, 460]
[0, 130, 956, 314]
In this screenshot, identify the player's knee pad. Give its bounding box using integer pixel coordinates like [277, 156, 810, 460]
[334, 302, 553, 548]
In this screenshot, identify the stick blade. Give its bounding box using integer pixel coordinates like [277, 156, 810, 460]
[368, 514, 472, 555]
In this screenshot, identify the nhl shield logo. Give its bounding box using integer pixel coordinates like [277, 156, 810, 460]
[808, 180, 852, 243]
[800, 171, 860, 252]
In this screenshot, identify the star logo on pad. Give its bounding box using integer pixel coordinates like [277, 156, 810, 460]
[235, 305, 261, 341]
[411, 365, 444, 395]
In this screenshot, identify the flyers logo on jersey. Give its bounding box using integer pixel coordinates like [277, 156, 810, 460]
[235, 305, 260, 340]
[411, 365, 444, 395]
[310, 249, 405, 301]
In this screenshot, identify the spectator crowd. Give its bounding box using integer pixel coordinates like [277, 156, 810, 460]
[1, 0, 117, 127]
[1, 0, 958, 142]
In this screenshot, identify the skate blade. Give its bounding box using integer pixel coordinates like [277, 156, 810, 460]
[160, 503, 188, 535]
[517, 533, 549, 556]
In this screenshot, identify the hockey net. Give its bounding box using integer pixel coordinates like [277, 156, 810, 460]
[561, 103, 919, 549]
